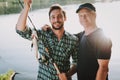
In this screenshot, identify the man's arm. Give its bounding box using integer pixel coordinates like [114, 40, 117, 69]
[66, 64, 77, 78]
[66, 37, 78, 78]
[57, 64, 76, 80]
[96, 59, 110, 80]
[16, 0, 32, 31]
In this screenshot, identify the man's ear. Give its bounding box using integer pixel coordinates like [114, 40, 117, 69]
[49, 18, 51, 23]
[94, 12, 96, 18]
[64, 17, 67, 21]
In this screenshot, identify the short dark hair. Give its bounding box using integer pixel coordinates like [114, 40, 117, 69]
[49, 4, 66, 18]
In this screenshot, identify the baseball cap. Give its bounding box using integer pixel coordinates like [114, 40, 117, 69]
[76, 3, 96, 13]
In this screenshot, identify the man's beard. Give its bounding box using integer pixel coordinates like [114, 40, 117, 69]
[52, 24, 63, 30]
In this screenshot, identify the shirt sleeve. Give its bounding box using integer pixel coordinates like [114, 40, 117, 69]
[71, 38, 79, 65]
[97, 38, 112, 59]
[16, 26, 33, 40]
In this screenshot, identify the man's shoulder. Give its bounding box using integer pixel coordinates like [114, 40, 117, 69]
[65, 31, 78, 41]
[37, 28, 52, 36]
[95, 29, 112, 48]
[74, 31, 85, 41]
[96, 29, 111, 42]
[75, 31, 84, 37]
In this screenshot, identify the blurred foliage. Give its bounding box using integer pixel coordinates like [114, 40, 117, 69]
[0, 70, 15, 80]
[0, 0, 97, 15]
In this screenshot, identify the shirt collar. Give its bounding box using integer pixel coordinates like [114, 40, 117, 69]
[48, 29, 68, 38]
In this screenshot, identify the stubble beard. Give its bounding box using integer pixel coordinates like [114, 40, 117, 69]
[52, 23, 64, 30]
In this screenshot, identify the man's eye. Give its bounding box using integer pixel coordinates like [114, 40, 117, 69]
[51, 16, 55, 19]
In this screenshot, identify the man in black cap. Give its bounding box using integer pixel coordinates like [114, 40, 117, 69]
[76, 3, 112, 80]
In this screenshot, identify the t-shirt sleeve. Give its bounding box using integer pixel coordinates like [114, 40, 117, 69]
[97, 38, 112, 59]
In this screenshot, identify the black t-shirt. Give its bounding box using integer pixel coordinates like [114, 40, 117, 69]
[76, 28, 112, 80]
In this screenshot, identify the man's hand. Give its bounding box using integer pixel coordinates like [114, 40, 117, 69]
[23, 0, 32, 8]
[42, 24, 51, 31]
[58, 73, 67, 80]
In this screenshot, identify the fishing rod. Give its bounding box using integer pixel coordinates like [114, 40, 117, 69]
[17, 1, 63, 78]
[18, 0, 39, 60]
[44, 48, 67, 80]
[18, 0, 36, 31]
[45, 48, 60, 74]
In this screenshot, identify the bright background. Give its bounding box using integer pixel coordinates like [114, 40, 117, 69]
[0, 1, 120, 80]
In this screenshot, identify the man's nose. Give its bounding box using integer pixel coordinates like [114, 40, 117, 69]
[54, 17, 59, 22]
